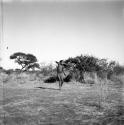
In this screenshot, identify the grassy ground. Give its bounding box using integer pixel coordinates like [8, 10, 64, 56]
[0, 80, 124, 125]
[0, 72, 124, 125]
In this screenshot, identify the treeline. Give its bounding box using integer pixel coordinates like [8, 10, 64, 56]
[0, 52, 124, 83]
[43, 55, 124, 83]
[64, 55, 124, 80]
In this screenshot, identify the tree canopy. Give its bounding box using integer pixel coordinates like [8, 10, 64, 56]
[10, 52, 39, 71]
[63, 54, 118, 82]
[64, 55, 100, 72]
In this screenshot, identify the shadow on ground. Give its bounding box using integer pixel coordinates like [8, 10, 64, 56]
[35, 86, 60, 90]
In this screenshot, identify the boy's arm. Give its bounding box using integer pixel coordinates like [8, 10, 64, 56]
[56, 66, 58, 76]
[62, 67, 66, 76]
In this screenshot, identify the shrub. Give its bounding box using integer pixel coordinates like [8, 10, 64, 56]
[0, 67, 3, 70]
[107, 70, 113, 79]
[40, 63, 56, 76]
[44, 73, 72, 83]
[0, 67, 4, 73]
[5, 69, 14, 75]
[97, 71, 107, 79]
[113, 65, 124, 75]
[64, 74, 72, 82]
[44, 76, 57, 83]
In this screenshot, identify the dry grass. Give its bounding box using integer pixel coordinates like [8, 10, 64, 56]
[0, 72, 124, 125]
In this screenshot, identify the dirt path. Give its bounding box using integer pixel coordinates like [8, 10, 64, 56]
[0, 82, 124, 125]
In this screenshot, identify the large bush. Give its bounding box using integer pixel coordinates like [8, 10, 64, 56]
[64, 55, 123, 82]
[64, 55, 101, 82]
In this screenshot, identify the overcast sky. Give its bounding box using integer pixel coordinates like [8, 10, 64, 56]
[0, 0, 124, 69]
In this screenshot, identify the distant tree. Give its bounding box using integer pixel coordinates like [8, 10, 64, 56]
[10, 52, 27, 70]
[10, 52, 39, 71]
[25, 63, 40, 71]
[26, 54, 37, 64]
[40, 63, 55, 76]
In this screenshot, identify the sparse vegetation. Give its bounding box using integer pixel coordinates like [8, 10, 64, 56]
[0, 54, 124, 125]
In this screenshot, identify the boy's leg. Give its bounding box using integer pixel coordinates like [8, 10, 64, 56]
[61, 78, 64, 87]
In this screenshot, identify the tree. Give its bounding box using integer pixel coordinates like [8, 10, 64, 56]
[25, 63, 40, 71]
[64, 55, 101, 83]
[10, 52, 39, 71]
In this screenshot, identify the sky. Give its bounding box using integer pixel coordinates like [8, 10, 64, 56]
[0, 0, 124, 69]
